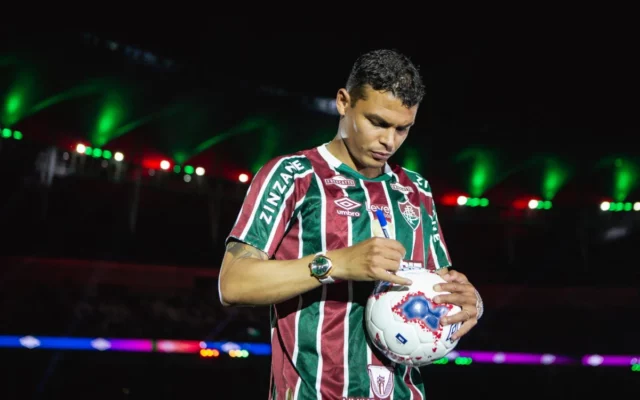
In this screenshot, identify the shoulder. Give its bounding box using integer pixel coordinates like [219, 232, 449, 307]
[249, 150, 316, 195]
[391, 164, 432, 196]
[253, 150, 315, 181]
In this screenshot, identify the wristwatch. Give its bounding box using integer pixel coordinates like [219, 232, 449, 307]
[309, 252, 335, 284]
[474, 288, 484, 320]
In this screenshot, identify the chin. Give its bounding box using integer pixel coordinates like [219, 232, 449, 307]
[368, 155, 387, 166]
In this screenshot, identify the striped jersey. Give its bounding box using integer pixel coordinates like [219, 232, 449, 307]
[226, 144, 452, 400]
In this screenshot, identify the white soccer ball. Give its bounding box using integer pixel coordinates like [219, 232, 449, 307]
[365, 268, 462, 367]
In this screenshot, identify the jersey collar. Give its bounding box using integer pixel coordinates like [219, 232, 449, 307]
[317, 143, 393, 181]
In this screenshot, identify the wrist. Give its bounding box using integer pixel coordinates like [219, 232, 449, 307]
[309, 251, 336, 284]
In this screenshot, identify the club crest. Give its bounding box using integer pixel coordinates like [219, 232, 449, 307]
[398, 200, 420, 231]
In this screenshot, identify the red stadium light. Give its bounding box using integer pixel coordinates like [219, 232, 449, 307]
[440, 194, 489, 207]
[513, 198, 552, 210]
[440, 193, 468, 207]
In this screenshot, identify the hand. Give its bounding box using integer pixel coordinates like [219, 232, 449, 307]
[432, 270, 480, 340]
[329, 237, 412, 286]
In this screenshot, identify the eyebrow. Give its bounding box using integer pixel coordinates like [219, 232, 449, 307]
[365, 113, 414, 130]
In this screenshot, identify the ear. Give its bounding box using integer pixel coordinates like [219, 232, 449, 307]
[335, 88, 350, 117]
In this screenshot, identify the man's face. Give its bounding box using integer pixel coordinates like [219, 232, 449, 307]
[337, 85, 418, 170]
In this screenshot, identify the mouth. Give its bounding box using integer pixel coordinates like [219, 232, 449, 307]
[371, 151, 391, 161]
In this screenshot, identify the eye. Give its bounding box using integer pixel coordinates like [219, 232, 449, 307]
[369, 119, 389, 129]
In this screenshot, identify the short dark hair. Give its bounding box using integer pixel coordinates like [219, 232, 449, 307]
[345, 49, 425, 108]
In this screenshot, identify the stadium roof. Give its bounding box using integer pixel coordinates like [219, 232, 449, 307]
[1, 28, 637, 202]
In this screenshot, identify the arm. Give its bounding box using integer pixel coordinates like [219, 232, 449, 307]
[219, 241, 322, 307]
[219, 237, 411, 307]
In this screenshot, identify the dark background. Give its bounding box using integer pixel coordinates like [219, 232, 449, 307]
[0, 24, 638, 398]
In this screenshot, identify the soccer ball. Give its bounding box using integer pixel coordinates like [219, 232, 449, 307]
[365, 268, 462, 367]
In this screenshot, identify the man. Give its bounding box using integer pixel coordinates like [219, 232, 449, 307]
[219, 49, 483, 400]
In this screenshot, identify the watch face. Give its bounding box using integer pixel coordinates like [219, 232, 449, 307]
[312, 255, 331, 276]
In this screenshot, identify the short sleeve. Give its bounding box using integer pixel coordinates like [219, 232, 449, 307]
[226, 154, 314, 258]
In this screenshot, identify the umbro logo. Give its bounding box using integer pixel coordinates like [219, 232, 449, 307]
[334, 197, 361, 217]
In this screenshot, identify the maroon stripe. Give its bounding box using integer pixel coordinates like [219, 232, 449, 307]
[267, 172, 314, 257]
[360, 179, 397, 399]
[308, 147, 350, 398]
[272, 219, 304, 395]
[362, 180, 393, 228]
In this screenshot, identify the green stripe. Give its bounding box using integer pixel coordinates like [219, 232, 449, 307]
[421, 201, 432, 265]
[411, 367, 426, 397]
[295, 177, 324, 399]
[242, 155, 312, 253]
[385, 181, 414, 261]
[392, 364, 411, 399]
[346, 178, 373, 397]
[430, 199, 452, 268]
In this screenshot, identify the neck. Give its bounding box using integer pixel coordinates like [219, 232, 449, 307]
[326, 136, 384, 179]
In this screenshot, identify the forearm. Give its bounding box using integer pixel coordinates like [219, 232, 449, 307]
[220, 253, 321, 306]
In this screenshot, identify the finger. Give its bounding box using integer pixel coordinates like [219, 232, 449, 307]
[451, 318, 477, 340]
[378, 258, 405, 275]
[432, 293, 472, 307]
[434, 282, 475, 294]
[446, 270, 468, 284]
[378, 246, 405, 264]
[441, 307, 477, 325]
[375, 268, 413, 286]
[388, 239, 407, 258]
[375, 238, 406, 259]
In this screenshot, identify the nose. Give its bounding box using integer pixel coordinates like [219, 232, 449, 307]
[379, 128, 395, 151]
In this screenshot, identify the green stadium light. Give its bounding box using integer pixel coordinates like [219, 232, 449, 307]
[457, 196, 489, 207]
[600, 201, 640, 212]
[1, 127, 22, 140]
[528, 199, 552, 210]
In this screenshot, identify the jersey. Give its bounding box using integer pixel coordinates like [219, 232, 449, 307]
[226, 144, 452, 400]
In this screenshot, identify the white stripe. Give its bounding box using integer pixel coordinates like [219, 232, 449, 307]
[343, 278, 352, 398]
[293, 210, 304, 400]
[430, 239, 441, 269]
[313, 173, 327, 400]
[381, 182, 396, 240]
[360, 179, 375, 399]
[239, 155, 306, 241]
[386, 182, 398, 400]
[360, 179, 375, 238]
